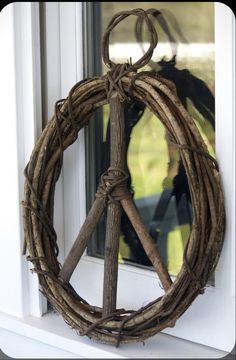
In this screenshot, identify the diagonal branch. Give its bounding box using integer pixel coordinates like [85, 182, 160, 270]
[59, 196, 106, 284]
[121, 198, 172, 291]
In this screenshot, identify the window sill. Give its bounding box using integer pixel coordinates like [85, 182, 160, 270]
[0, 311, 228, 359]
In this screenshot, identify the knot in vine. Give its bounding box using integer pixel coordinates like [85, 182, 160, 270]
[96, 166, 131, 203]
[105, 63, 134, 102]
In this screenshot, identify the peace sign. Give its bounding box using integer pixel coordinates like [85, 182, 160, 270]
[58, 9, 171, 316]
[23, 9, 225, 346]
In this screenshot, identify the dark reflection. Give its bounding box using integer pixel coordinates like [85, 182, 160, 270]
[89, 8, 215, 274]
[158, 55, 215, 130]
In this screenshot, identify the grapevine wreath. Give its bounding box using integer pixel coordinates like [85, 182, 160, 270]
[22, 9, 225, 346]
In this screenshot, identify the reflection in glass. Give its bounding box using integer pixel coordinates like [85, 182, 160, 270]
[87, 2, 215, 278]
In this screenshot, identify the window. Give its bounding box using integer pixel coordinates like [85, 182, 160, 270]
[85, 2, 216, 280]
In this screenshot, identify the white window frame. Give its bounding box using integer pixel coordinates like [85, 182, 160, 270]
[0, 2, 234, 358]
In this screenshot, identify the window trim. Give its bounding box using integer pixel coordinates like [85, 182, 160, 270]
[0, 1, 46, 318]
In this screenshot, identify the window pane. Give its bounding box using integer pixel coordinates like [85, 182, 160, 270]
[86, 2, 215, 278]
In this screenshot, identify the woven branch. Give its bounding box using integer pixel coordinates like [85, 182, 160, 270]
[22, 70, 225, 345]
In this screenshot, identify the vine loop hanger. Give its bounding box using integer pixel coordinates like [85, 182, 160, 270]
[102, 8, 158, 102]
[102, 8, 158, 71]
[22, 8, 225, 346]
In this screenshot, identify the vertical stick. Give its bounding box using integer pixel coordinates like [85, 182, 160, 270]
[102, 92, 126, 316]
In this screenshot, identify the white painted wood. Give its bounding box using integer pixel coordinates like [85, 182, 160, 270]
[59, 2, 86, 258]
[0, 328, 80, 359]
[0, 3, 24, 318]
[14, 2, 47, 317]
[37, 0, 86, 303]
[41, 2, 86, 266]
[41, 3, 61, 121]
[38, 0, 86, 271]
[75, 2, 87, 239]
[0, 2, 45, 317]
[0, 311, 227, 359]
[215, 2, 235, 300]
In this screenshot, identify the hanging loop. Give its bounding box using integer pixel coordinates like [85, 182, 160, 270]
[102, 8, 158, 71]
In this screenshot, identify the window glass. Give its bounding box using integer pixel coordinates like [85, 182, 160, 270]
[87, 2, 215, 278]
